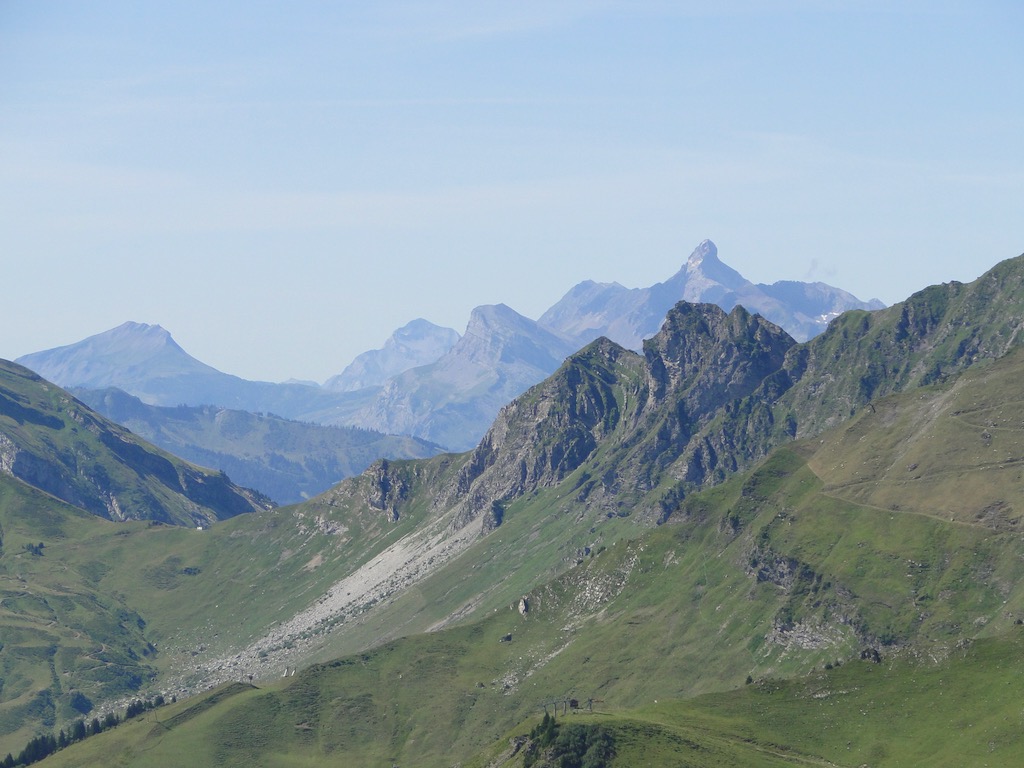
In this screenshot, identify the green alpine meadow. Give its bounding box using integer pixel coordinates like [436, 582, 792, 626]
[4, 252, 1024, 766]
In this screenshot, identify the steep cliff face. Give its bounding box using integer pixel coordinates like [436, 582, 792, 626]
[434, 337, 645, 530]
[643, 302, 796, 410]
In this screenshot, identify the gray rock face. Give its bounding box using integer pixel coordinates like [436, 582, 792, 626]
[324, 319, 460, 392]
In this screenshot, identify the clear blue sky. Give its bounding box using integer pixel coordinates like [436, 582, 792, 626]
[2, 1, 1022, 382]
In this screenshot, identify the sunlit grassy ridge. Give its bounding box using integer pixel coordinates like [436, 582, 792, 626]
[8, 256, 1024, 764]
[26, 350, 1024, 763]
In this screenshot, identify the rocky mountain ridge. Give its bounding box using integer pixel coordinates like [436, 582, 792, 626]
[17, 241, 883, 455]
[358, 252, 1024, 543]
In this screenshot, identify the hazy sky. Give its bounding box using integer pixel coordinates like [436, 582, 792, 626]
[2, 2, 1022, 383]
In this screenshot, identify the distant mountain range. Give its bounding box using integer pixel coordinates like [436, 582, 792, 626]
[540, 238, 884, 348]
[17, 240, 883, 453]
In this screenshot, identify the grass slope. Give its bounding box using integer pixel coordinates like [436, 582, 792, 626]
[0, 360, 272, 525]
[10, 325, 1024, 763]
[24, 375, 1024, 765]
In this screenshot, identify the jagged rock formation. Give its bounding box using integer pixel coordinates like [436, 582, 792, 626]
[422, 304, 797, 530]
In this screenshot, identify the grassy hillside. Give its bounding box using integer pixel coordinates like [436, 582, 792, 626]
[29, 586, 1024, 767]
[0, 360, 273, 526]
[0, 477, 156, 752]
[0, 451, 472, 756]
[19, 344, 1024, 764]
[467, 629, 1024, 767]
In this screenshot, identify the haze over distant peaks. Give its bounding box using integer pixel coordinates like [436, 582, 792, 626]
[16, 321, 219, 391]
[17, 240, 886, 452]
[347, 304, 578, 450]
[324, 318, 459, 392]
[16, 322, 361, 419]
[540, 239, 884, 349]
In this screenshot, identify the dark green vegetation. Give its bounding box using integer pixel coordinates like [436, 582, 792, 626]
[73, 387, 443, 504]
[3, 253, 1024, 765]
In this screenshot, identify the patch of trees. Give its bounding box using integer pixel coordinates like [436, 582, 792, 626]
[522, 713, 615, 768]
[2, 695, 167, 766]
[23, 542, 44, 557]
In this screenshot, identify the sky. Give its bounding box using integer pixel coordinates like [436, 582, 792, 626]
[1, 1, 1022, 383]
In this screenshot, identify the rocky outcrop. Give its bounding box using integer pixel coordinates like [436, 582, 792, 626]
[432, 337, 643, 531]
[362, 459, 409, 522]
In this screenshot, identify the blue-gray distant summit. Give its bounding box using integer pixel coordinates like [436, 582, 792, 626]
[16, 321, 356, 419]
[16, 321, 219, 391]
[324, 319, 460, 392]
[539, 239, 884, 349]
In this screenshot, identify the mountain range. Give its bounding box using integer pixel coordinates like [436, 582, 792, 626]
[1, 247, 1022, 766]
[17, 240, 882, 456]
[539, 238, 884, 349]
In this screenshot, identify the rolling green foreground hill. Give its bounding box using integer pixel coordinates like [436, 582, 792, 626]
[11, 343, 1024, 765]
[4, 253, 1024, 764]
